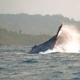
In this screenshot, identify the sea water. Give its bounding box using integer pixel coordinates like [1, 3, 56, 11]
[0, 45, 80, 80]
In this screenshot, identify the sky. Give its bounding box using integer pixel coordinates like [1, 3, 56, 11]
[0, 0, 80, 21]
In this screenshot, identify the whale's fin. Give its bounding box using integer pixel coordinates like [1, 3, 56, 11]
[56, 24, 63, 37]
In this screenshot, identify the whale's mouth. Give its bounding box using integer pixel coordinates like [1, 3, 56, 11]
[29, 24, 80, 54]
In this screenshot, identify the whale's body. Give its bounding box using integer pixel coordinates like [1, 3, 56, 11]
[29, 24, 80, 54]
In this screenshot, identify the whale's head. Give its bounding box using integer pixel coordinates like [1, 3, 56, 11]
[29, 45, 38, 53]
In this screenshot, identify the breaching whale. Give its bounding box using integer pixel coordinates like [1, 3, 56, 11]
[29, 24, 80, 54]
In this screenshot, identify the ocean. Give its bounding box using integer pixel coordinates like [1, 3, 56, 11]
[0, 45, 80, 80]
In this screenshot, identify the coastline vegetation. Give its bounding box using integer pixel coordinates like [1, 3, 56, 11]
[0, 27, 51, 46]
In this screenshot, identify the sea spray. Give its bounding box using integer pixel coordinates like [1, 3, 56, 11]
[53, 24, 80, 53]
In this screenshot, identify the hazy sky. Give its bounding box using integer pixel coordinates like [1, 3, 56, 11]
[0, 0, 80, 21]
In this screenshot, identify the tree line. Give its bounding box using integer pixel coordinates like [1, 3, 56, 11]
[0, 27, 50, 46]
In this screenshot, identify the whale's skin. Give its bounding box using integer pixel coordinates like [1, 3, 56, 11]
[29, 35, 57, 53]
[29, 24, 62, 53]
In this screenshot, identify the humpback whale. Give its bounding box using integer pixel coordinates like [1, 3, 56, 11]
[29, 24, 80, 54]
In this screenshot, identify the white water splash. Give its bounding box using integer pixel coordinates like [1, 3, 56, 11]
[39, 49, 56, 54]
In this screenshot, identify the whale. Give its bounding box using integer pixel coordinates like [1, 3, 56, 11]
[29, 24, 80, 54]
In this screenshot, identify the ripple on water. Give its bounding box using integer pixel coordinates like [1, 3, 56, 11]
[51, 71, 64, 77]
[1, 46, 80, 80]
[73, 72, 80, 77]
[65, 77, 80, 80]
[0, 67, 6, 71]
[22, 59, 38, 64]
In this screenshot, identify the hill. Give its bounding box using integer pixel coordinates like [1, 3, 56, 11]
[0, 13, 80, 35]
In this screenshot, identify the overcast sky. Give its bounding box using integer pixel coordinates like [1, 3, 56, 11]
[0, 0, 80, 21]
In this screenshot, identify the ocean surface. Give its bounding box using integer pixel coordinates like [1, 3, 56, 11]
[0, 45, 80, 80]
